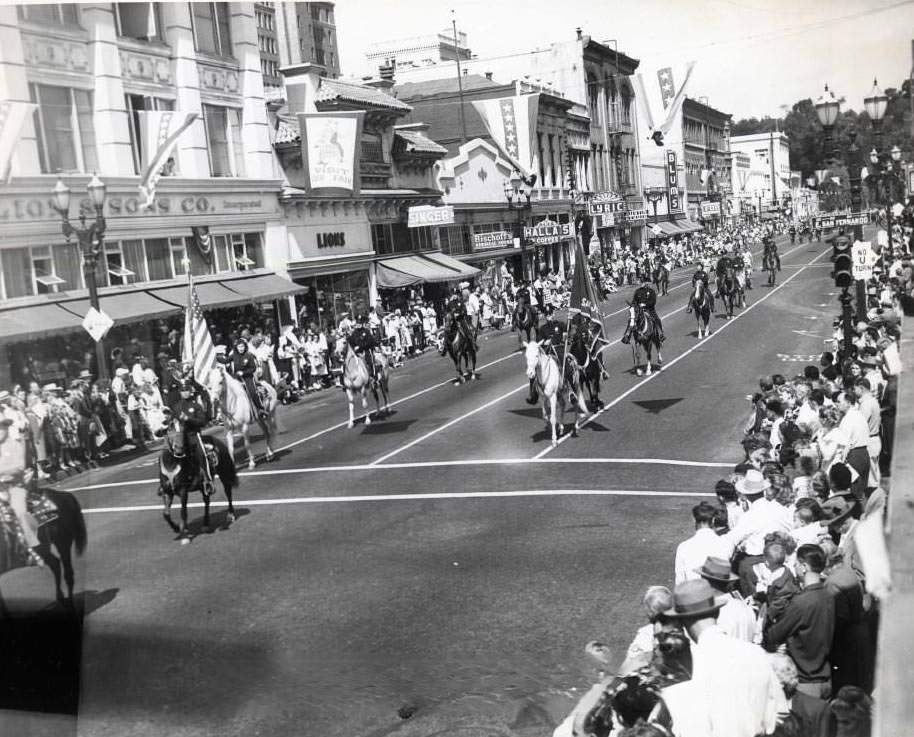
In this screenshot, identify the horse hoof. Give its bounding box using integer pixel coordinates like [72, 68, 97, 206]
[180, 537, 191, 545]
[471, 373, 479, 381]
[248, 460, 256, 470]
[636, 369, 643, 376]
[227, 513, 236, 523]
[551, 439, 558, 447]
[347, 421, 355, 429]
[365, 416, 372, 425]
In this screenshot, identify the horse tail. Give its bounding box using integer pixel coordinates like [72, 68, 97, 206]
[45, 489, 87, 556]
[209, 435, 239, 489]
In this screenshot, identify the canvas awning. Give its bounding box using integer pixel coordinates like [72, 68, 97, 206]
[653, 221, 683, 237]
[59, 291, 178, 323]
[0, 303, 84, 342]
[675, 219, 704, 233]
[375, 252, 480, 289]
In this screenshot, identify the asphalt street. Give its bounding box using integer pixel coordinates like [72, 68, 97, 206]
[2, 233, 843, 737]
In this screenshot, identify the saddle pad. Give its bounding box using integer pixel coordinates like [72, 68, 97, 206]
[28, 492, 59, 527]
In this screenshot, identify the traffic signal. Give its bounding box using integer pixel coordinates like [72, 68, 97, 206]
[833, 236, 853, 288]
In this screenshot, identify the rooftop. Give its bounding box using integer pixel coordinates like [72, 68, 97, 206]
[394, 74, 502, 99]
[315, 78, 412, 111]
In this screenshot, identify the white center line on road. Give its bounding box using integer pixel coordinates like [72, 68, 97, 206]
[81, 487, 716, 514]
[533, 243, 833, 460]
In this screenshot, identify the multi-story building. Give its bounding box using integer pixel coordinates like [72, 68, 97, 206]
[255, 2, 280, 87]
[366, 29, 471, 70]
[730, 131, 791, 218]
[387, 29, 647, 255]
[264, 2, 339, 78]
[0, 2, 294, 385]
[270, 64, 460, 326]
[638, 95, 732, 235]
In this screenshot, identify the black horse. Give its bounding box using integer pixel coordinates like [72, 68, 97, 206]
[512, 301, 538, 348]
[444, 314, 478, 383]
[0, 488, 87, 609]
[569, 327, 604, 408]
[716, 264, 742, 318]
[159, 425, 238, 542]
[652, 262, 670, 296]
[763, 248, 780, 286]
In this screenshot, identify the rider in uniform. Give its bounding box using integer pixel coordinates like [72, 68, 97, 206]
[447, 291, 478, 351]
[690, 262, 716, 311]
[231, 339, 267, 420]
[622, 280, 664, 344]
[348, 314, 379, 381]
[763, 236, 782, 271]
[171, 379, 214, 496]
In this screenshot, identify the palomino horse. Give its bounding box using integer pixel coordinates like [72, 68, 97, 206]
[523, 340, 589, 446]
[626, 303, 663, 376]
[0, 486, 86, 609]
[763, 249, 779, 286]
[687, 279, 714, 339]
[445, 322, 477, 384]
[512, 301, 538, 348]
[342, 345, 390, 428]
[208, 366, 277, 470]
[159, 425, 237, 543]
[652, 263, 670, 296]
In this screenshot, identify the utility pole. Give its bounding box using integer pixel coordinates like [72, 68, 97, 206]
[452, 10, 468, 144]
[769, 131, 777, 205]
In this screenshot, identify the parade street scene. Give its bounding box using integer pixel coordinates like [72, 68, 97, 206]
[0, 1, 913, 736]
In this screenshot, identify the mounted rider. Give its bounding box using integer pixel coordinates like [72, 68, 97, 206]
[763, 236, 782, 271]
[740, 244, 754, 289]
[622, 280, 665, 344]
[171, 378, 215, 496]
[447, 289, 478, 351]
[690, 263, 716, 312]
[0, 414, 42, 565]
[230, 338, 267, 420]
[569, 310, 609, 380]
[348, 313, 379, 381]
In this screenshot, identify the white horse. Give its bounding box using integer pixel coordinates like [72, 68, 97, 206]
[207, 366, 278, 469]
[523, 340, 589, 447]
[342, 345, 391, 429]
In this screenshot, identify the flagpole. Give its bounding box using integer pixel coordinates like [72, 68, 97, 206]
[183, 257, 195, 380]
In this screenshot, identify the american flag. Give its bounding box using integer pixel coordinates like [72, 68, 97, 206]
[657, 68, 675, 109]
[182, 275, 217, 382]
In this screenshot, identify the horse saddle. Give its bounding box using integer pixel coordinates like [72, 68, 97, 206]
[27, 491, 58, 527]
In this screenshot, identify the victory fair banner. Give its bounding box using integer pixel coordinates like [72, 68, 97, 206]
[298, 111, 364, 193]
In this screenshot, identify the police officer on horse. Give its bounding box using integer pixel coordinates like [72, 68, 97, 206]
[622, 280, 665, 344]
[348, 313, 379, 381]
[170, 376, 215, 496]
[447, 289, 477, 351]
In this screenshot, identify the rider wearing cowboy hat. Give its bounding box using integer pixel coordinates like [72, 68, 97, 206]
[623, 279, 665, 344]
[230, 338, 267, 420]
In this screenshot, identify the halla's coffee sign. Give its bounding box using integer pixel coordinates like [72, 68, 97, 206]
[317, 232, 346, 248]
[667, 150, 682, 213]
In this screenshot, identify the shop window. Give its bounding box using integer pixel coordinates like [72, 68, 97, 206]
[439, 225, 471, 256]
[203, 104, 245, 177]
[29, 83, 97, 174]
[371, 223, 393, 255]
[170, 237, 188, 277]
[114, 3, 163, 42]
[31, 247, 65, 294]
[53, 243, 83, 291]
[1, 248, 31, 299]
[104, 242, 136, 286]
[361, 132, 384, 163]
[410, 226, 434, 252]
[18, 4, 79, 25]
[145, 238, 172, 282]
[125, 94, 176, 174]
[122, 240, 148, 283]
[191, 2, 233, 57]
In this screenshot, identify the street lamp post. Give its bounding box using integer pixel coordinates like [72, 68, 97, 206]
[504, 172, 537, 283]
[52, 174, 109, 381]
[644, 187, 665, 248]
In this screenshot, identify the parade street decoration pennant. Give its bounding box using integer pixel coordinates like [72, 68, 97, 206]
[191, 225, 213, 265]
[137, 110, 199, 210]
[0, 100, 37, 183]
[472, 94, 540, 178]
[298, 111, 364, 193]
[634, 61, 696, 147]
[82, 307, 114, 343]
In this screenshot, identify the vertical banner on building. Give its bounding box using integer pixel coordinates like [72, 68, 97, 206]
[471, 94, 540, 177]
[298, 111, 364, 193]
[666, 150, 681, 213]
[634, 61, 696, 147]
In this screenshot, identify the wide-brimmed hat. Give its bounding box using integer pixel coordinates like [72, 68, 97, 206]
[735, 468, 771, 496]
[662, 580, 725, 620]
[42, 383, 61, 392]
[78, 369, 92, 379]
[821, 494, 856, 528]
[115, 367, 129, 377]
[695, 557, 740, 583]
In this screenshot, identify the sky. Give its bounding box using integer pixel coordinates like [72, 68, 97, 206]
[334, 0, 914, 120]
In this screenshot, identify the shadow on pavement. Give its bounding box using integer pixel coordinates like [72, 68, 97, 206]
[179, 507, 252, 539]
[360, 419, 418, 436]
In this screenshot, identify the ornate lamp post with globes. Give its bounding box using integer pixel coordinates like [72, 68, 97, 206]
[504, 172, 537, 282]
[51, 174, 110, 381]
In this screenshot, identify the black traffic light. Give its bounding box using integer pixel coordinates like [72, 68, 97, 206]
[833, 236, 853, 288]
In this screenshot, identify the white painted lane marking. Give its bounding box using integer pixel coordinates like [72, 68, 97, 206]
[82, 487, 716, 514]
[533, 243, 832, 460]
[63, 456, 733, 491]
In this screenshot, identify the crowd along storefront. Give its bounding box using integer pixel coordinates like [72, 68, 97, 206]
[587, 191, 647, 255]
[0, 175, 294, 386]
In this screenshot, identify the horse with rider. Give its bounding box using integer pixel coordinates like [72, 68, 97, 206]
[342, 313, 391, 427]
[763, 236, 781, 286]
[715, 254, 744, 317]
[442, 289, 478, 383]
[622, 280, 665, 375]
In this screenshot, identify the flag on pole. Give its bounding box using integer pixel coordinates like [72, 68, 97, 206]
[138, 110, 198, 210]
[182, 274, 217, 383]
[471, 94, 540, 177]
[635, 61, 696, 147]
[569, 238, 602, 327]
[0, 100, 38, 183]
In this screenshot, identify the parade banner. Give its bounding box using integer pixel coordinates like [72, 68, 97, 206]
[137, 110, 199, 209]
[407, 205, 454, 228]
[472, 94, 540, 177]
[814, 212, 869, 230]
[569, 239, 602, 326]
[0, 100, 37, 182]
[634, 61, 696, 147]
[472, 230, 514, 250]
[298, 111, 364, 192]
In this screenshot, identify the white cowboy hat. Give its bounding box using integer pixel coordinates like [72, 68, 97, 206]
[115, 367, 129, 377]
[735, 469, 771, 496]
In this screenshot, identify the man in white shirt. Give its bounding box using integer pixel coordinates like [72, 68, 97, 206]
[696, 557, 757, 642]
[724, 470, 793, 596]
[795, 387, 823, 438]
[853, 377, 882, 491]
[836, 391, 871, 500]
[660, 580, 787, 737]
[674, 502, 731, 585]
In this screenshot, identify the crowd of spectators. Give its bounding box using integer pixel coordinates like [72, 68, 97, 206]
[552, 219, 909, 737]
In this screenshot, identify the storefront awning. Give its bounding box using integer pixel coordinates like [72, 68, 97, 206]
[675, 219, 704, 233]
[376, 252, 480, 289]
[216, 273, 307, 302]
[59, 291, 179, 323]
[0, 303, 84, 342]
[653, 221, 683, 237]
[153, 280, 249, 309]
